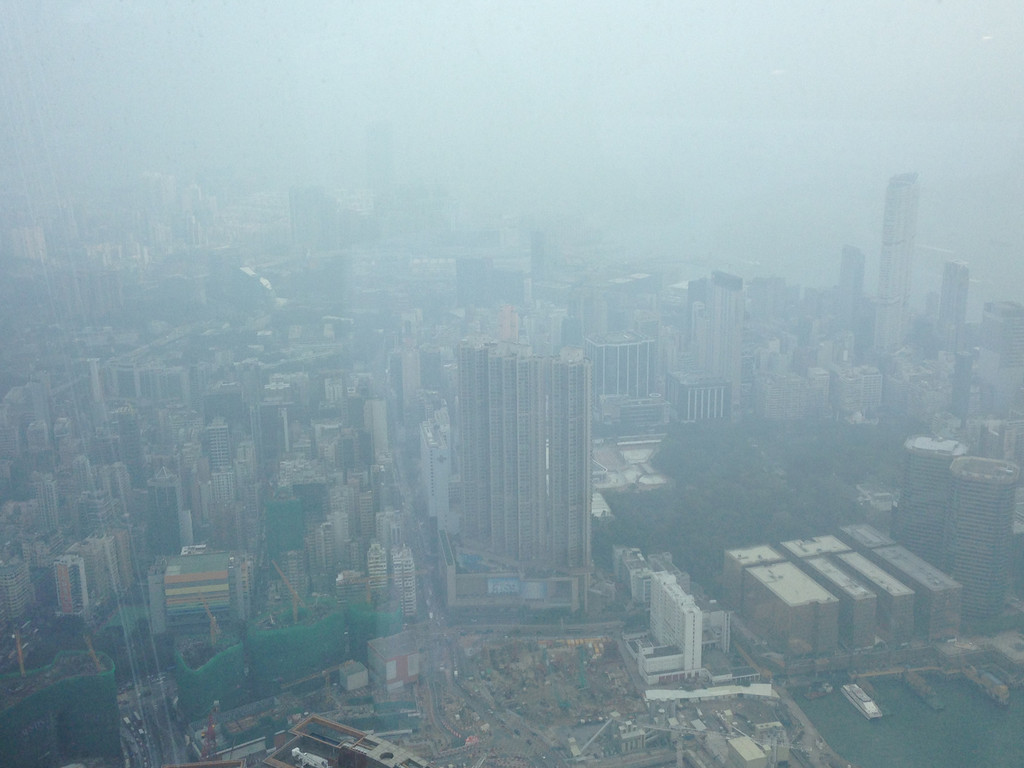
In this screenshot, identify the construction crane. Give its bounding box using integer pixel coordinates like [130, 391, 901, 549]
[272, 560, 308, 623]
[201, 700, 219, 760]
[198, 593, 220, 647]
[83, 635, 103, 673]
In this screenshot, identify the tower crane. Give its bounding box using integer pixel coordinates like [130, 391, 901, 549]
[198, 593, 220, 647]
[272, 560, 308, 623]
[83, 634, 103, 673]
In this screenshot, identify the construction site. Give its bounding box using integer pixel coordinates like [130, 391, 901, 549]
[0, 648, 120, 768]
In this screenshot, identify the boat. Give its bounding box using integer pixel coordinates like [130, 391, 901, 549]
[903, 669, 944, 711]
[803, 682, 833, 700]
[963, 665, 1009, 706]
[842, 683, 882, 720]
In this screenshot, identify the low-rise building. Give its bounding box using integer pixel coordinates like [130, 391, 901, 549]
[367, 631, 420, 692]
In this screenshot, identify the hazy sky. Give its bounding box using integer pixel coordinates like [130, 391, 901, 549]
[3, 1, 1023, 304]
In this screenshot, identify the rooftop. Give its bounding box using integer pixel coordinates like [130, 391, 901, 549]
[165, 551, 230, 577]
[835, 552, 914, 597]
[368, 630, 418, 660]
[950, 456, 1020, 484]
[840, 524, 894, 550]
[780, 535, 851, 559]
[746, 562, 839, 607]
[904, 435, 968, 457]
[803, 557, 875, 600]
[264, 715, 432, 768]
[873, 546, 962, 592]
[726, 545, 785, 567]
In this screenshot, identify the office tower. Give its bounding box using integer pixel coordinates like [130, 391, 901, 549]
[978, 301, 1024, 413]
[363, 399, 389, 462]
[950, 457, 1019, 620]
[704, 271, 745, 415]
[938, 260, 969, 351]
[584, 331, 655, 400]
[456, 340, 592, 570]
[873, 173, 920, 353]
[892, 436, 966, 569]
[952, 351, 974, 424]
[837, 245, 865, 333]
[147, 467, 188, 556]
[113, 406, 145, 486]
[206, 417, 232, 472]
[54, 554, 89, 616]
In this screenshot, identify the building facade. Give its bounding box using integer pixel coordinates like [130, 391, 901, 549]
[874, 172, 920, 353]
[892, 436, 967, 570]
[456, 341, 591, 573]
[949, 456, 1019, 620]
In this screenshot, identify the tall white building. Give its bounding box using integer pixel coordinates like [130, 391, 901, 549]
[704, 272, 745, 416]
[420, 408, 455, 533]
[391, 544, 417, 617]
[366, 539, 388, 603]
[649, 572, 702, 673]
[874, 173, 920, 353]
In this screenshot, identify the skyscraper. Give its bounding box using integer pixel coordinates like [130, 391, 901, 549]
[978, 301, 1024, 413]
[549, 347, 593, 571]
[837, 245, 865, 334]
[938, 260, 969, 352]
[892, 436, 966, 570]
[949, 456, 1019, 620]
[584, 331, 655, 400]
[704, 271, 744, 415]
[874, 173, 920, 353]
[147, 468, 188, 556]
[206, 417, 232, 472]
[456, 340, 591, 570]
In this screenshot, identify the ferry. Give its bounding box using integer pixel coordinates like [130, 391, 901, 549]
[842, 683, 882, 720]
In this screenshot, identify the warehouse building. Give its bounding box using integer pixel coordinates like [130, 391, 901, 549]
[742, 562, 839, 655]
[780, 535, 851, 560]
[869, 545, 961, 640]
[723, 545, 786, 611]
[798, 556, 876, 650]
[835, 551, 914, 645]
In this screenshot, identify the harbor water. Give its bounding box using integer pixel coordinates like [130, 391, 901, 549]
[799, 674, 1024, 767]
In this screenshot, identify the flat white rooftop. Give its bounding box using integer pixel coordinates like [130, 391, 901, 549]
[746, 562, 839, 607]
[804, 557, 875, 600]
[645, 683, 776, 701]
[873, 546, 962, 592]
[836, 551, 913, 597]
[840, 524, 894, 550]
[905, 435, 967, 457]
[781, 535, 851, 559]
[726, 545, 785, 567]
